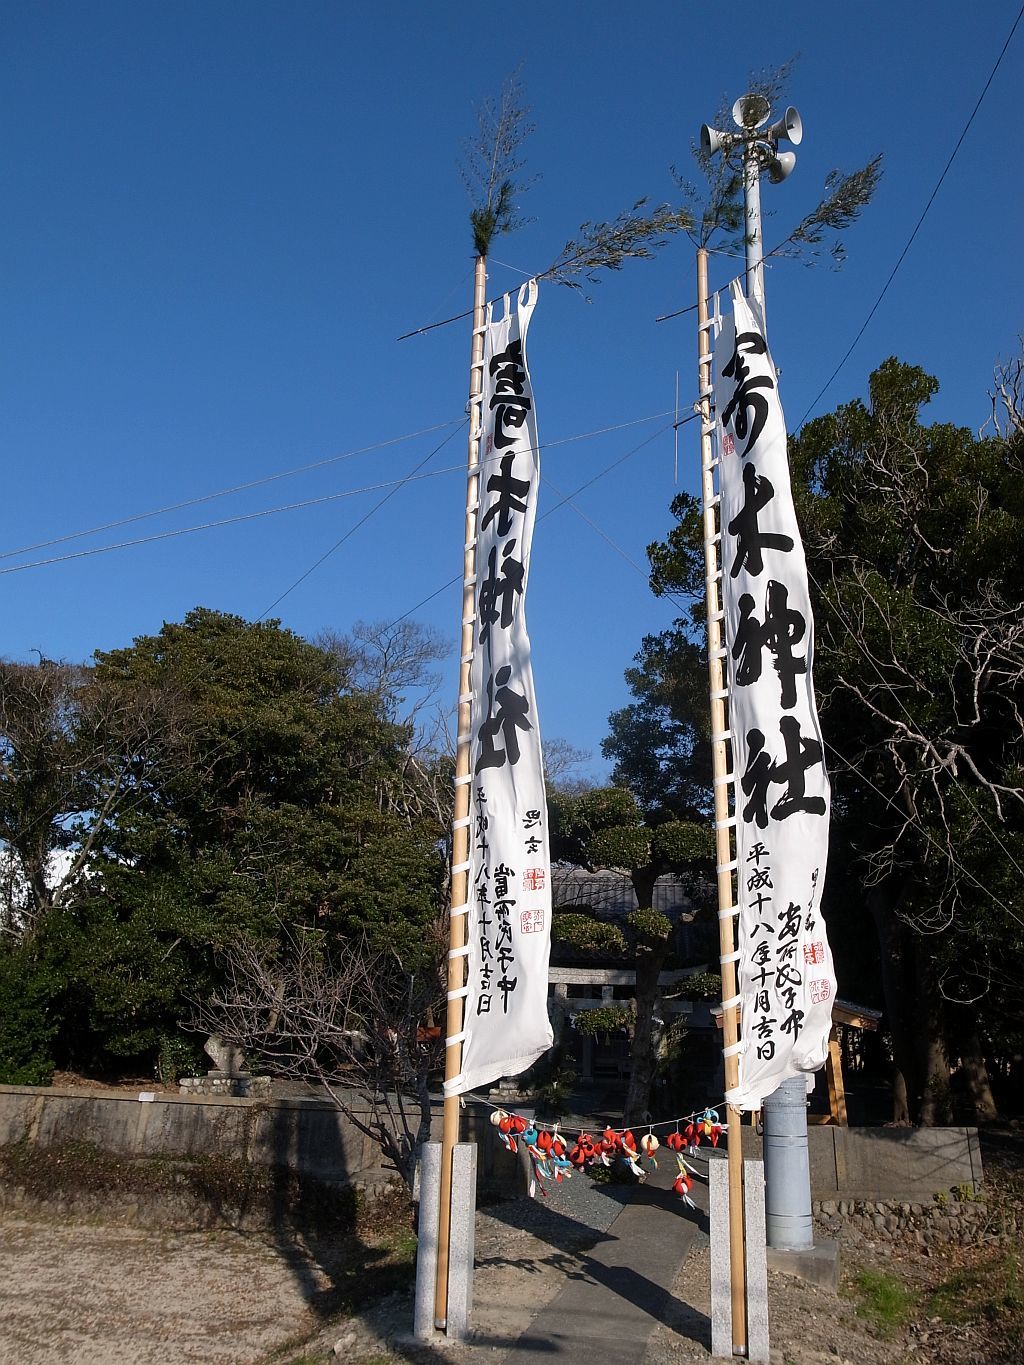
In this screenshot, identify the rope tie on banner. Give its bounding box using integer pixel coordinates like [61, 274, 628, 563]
[443, 1076, 466, 1096]
[709, 607, 725, 621]
[720, 994, 742, 1012]
[452, 816, 471, 830]
[722, 1041, 743, 1058]
[717, 904, 739, 920]
[448, 945, 471, 960]
[706, 493, 720, 508]
[449, 903, 470, 918]
[717, 857, 739, 873]
[458, 693, 472, 704]
[450, 860, 471, 875]
[709, 686, 729, 700]
[704, 531, 721, 546]
[712, 815, 737, 830]
[711, 729, 732, 743]
[710, 646, 727, 660]
[713, 772, 735, 786]
[460, 652, 474, 665]
[720, 948, 741, 964]
[445, 1031, 468, 1048]
[456, 731, 471, 745]
[453, 773, 472, 786]
[446, 986, 470, 1001]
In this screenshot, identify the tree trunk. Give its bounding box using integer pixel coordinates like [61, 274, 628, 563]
[915, 940, 950, 1127]
[867, 879, 916, 1123]
[624, 938, 669, 1123]
[958, 1020, 999, 1124]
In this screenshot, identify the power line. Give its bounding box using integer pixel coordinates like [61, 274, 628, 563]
[390, 415, 694, 625]
[0, 463, 468, 576]
[795, 3, 1024, 429]
[0, 411, 676, 580]
[0, 420, 464, 563]
[257, 422, 468, 619]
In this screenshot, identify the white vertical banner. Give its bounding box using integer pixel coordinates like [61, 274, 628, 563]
[715, 282, 836, 1112]
[451, 279, 553, 1096]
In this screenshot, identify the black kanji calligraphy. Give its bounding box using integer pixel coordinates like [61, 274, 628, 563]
[720, 330, 773, 458]
[478, 540, 525, 643]
[488, 339, 532, 451]
[476, 666, 533, 772]
[741, 717, 826, 828]
[728, 462, 795, 578]
[732, 580, 807, 708]
[480, 454, 531, 536]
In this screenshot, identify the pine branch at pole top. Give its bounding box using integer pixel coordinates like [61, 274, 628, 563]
[434, 254, 489, 1332]
[696, 246, 748, 1354]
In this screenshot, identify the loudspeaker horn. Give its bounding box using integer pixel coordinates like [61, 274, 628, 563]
[765, 105, 803, 146]
[767, 151, 797, 184]
[700, 124, 730, 157]
[732, 93, 770, 129]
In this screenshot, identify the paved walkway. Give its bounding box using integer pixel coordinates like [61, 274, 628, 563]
[496, 1161, 709, 1365]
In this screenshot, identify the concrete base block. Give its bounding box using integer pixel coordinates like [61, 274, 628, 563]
[413, 1143, 441, 1338]
[767, 1239, 841, 1293]
[709, 1157, 732, 1359]
[743, 1160, 770, 1364]
[446, 1143, 477, 1341]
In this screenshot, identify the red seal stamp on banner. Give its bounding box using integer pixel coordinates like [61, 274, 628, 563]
[523, 867, 546, 892]
[721, 432, 736, 457]
[809, 978, 831, 1004]
[804, 941, 825, 965]
[520, 908, 545, 934]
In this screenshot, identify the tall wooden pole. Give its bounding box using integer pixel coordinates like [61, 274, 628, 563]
[434, 253, 488, 1330]
[697, 246, 747, 1352]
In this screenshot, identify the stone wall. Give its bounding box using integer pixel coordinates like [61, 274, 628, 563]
[742, 1124, 983, 1201]
[0, 1083, 504, 1194]
[813, 1192, 1012, 1251]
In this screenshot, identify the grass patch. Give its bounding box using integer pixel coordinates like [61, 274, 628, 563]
[925, 1251, 1024, 1327]
[847, 1269, 916, 1338]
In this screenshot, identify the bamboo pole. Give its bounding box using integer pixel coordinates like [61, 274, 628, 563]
[696, 246, 747, 1353]
[434, 253, 488, 1330]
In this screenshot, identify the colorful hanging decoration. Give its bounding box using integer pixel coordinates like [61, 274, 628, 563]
[485, 1100, 725, 1206]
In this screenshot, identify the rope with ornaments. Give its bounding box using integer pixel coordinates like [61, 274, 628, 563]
[486, 1104, 727, 1204]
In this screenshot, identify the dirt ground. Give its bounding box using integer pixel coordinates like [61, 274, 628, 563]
[2, 1140, 1022, 1365]
[0, 1217, 345, 1364]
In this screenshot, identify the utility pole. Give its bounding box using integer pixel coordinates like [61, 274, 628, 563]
[699, 94, 814, 1256]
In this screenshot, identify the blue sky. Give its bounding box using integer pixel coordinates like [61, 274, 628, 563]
[2, 2, 1021, 780]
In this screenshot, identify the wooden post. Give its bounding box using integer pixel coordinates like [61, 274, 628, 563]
[696, 246, 747, 1353]
[434, 253, 488, 1330]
